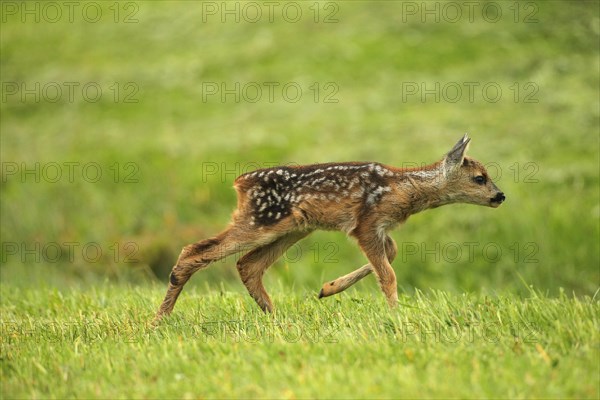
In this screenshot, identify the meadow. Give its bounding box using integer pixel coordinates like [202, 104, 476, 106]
[1, 286, 598, 398]
[1, 1, 599, 398]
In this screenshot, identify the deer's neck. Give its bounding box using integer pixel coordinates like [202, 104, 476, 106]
[395, 164, 452, 214]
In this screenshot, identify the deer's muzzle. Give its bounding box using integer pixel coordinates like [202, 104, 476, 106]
[490, 192, 506, 207]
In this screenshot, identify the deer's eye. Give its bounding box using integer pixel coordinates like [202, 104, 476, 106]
[473, 176, 486, 185]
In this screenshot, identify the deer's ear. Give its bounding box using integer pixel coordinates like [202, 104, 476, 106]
[444, 134, 471, 169]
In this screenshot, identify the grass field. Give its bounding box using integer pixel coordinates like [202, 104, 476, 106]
[2, 285, 598, 399]
[1, 0, 599, 398]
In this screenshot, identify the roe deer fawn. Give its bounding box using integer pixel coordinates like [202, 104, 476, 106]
[154, 134, 505, 322]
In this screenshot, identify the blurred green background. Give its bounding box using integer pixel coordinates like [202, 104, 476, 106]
[1, 1, 598, 297]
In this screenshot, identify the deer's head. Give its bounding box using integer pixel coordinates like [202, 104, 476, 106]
[441, 134, 505, 208]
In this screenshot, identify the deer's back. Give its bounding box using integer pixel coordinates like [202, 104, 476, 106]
[234, 162, 395, 227]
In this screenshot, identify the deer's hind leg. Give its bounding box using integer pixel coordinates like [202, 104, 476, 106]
[154, 220, 281, 323]
[236, 231, 310, 312]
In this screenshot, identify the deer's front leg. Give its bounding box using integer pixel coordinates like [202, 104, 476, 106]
[356, 232, 398, 308]
[319, 235, 397, 298]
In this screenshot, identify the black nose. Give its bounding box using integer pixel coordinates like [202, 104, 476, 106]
[494, 192, 506, 203]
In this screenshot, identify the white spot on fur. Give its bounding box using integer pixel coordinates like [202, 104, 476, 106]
[272, 192, 281, 202]
[366, 186, 390, 206]
[409, 169, 439, 179]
